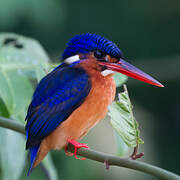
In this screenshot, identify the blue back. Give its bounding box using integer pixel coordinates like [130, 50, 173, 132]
[25, 63, 91, 148]
[62, 33, 123, 59]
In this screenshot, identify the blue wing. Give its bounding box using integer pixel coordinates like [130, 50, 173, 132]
[25, 63, 91, 149]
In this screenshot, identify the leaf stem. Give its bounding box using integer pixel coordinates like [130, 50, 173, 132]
[0, 116, 179, 180]
[123, 84, 142, 158]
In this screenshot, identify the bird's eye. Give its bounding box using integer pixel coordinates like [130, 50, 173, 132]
[94, 50, 106, 59]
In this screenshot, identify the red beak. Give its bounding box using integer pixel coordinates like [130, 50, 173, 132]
[99, 58, 164, 87]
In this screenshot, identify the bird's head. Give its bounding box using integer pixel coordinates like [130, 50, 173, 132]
[62, 33, 163, 87]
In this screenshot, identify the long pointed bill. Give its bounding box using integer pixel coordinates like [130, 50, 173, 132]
[99, 59, 164, 87]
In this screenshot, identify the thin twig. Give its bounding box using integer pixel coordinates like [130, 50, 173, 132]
[0, 116, 179, 180]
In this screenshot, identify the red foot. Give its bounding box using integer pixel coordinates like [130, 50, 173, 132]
[65, 139, 89, 160]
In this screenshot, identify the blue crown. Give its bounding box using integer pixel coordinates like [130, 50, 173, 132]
[62, 33, 123, 60]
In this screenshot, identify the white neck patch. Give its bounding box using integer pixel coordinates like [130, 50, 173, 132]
[101, 69, 115, 76]
[64, 55, 80, 64]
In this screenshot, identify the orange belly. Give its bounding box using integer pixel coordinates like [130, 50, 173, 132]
[33, 69, 116, 167]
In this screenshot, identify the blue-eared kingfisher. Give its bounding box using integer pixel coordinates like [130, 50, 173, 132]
[25, 33, 163, 175]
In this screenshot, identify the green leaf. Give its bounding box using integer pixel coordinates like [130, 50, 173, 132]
[114, 130, 129, 157]
[0, 98, 9, 117]
[114, 73, 128, 87]
[0, 33, 58, 179]
[0, 33, 49, 117]
[42, 153, 58, 180]
[0, 128, 26, 180]
[0, 71, 14, 114]
[0, 33, 49, 77]
[2, 70, 33, 117]
[109, 86, 144, 148]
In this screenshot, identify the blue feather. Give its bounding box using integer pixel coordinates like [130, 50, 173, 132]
[27, 145, 40, 176]
[25, 63, 91, 149]
[62, 33, 123, 59]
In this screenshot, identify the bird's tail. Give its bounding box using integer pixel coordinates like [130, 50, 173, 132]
[27, 144, 40, 176]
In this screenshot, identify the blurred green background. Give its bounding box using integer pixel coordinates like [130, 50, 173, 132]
[0, 0, 180, 179]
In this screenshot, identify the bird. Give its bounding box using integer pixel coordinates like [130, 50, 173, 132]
[25, 33, 163, 175]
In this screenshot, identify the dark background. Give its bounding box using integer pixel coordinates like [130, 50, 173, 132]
[0, 0, 180, 179]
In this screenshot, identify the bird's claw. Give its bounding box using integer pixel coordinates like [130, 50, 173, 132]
[65, 139, 89, 160]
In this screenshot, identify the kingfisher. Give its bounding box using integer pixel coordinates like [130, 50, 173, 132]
[25, 33, 163, 175]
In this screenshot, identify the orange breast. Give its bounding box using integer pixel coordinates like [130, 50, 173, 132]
[33, 59, 116, 167]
